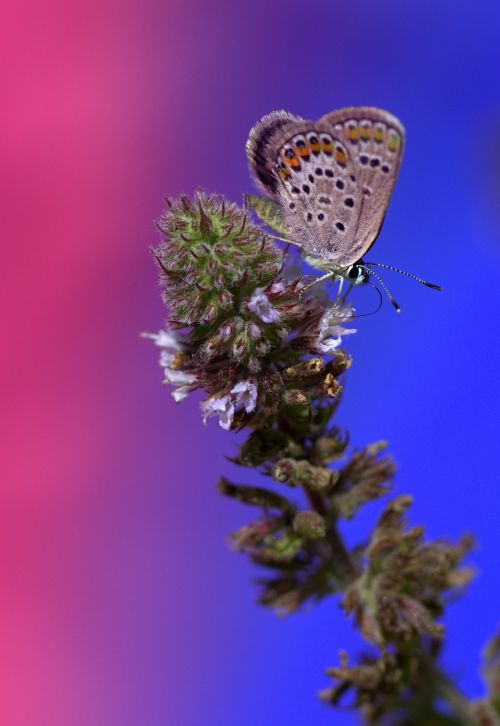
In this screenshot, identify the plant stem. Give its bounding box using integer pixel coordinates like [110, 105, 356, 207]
[303, 486, 356, 580]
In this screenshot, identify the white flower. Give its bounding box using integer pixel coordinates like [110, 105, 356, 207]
[163, 368, 196, 386]
[142, 329, 184, 368]
[200, 395, 235, 430]
[162, 368, 197, 403]
[159, 350, 174, 368]
[200, 381, 258, 429]
[247, 288, 279, 323]
[151, 329, 183, 351]
[143, 329, 197, 402]
[316, 304, 356, 354]
[269, 282, 285, 295]
[172, 385, 196, 403]
[231, 380, 257, 414]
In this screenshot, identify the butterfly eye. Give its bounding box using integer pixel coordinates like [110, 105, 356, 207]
[346, 264, 368, 285]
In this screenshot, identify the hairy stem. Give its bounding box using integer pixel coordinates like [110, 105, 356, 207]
[303, 485, 356, 581]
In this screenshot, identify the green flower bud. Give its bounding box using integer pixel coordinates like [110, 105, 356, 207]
[155, 192, 282, 325]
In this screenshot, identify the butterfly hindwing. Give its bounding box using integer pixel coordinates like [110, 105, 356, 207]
[244, 194, 289, 238]
[319, 107, 405, 261]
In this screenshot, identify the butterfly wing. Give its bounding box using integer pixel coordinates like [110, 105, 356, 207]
[247, 115, 363, 266]
[319, 107, 405, 263]
[244, 194, 289, 237]
[246, 110, 304, 194]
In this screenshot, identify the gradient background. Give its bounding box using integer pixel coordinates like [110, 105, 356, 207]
[2, 1, 499, 724]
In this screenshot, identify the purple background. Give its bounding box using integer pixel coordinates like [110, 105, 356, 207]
[2, 1, 499, 724]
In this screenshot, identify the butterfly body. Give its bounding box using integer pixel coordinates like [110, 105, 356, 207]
[246, 107, 405, 272]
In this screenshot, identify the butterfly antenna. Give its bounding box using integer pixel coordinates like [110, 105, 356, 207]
[364, 261, 443, 291]
[364, 266, 401, 313]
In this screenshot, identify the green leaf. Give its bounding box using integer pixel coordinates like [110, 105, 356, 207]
[217, 477, 296, 515]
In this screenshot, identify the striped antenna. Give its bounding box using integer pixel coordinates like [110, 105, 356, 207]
[364, 261, 443, 291]
[364, 266, 401, 313]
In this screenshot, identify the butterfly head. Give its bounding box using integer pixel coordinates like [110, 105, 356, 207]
[344, 262, 370, 286]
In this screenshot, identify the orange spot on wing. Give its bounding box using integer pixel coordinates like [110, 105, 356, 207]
[359, 126, 371, 140]
[298, 146, 310, 157]
[388, 135, 400, 152]
[335, 149, 347, 165]
[280, 149, 301, 168]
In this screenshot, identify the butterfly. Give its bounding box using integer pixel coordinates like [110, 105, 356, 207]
[245, 107, 441, 311]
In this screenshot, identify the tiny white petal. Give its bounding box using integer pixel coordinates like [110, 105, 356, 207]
[317, 336, 342, 354]
[316, 304, 356, 354]
[219, 403, 235, 430]
[172, 386, 192, 403]
[144, 330, 196, 403]
[159, 350, 175, 368]
[269, 282, 285, 294]
[231, 380, 257, 414]
[163, 368, 197, 403]
[163, 368, 196, 386]
[142, 329, 185, 368]
[149, 329, 183, 351]
[247, 288, 280, 324]
[200, 394, 235, 430]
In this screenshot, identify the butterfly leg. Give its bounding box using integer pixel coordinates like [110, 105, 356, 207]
[336, 276, 345, 299]
[338, 282, 354, 305]
[299, 271, 336, 298]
